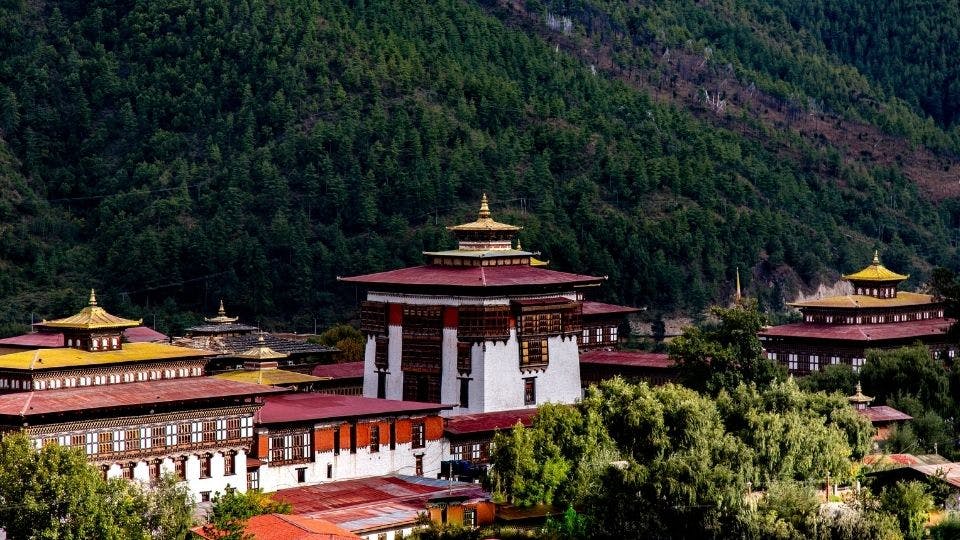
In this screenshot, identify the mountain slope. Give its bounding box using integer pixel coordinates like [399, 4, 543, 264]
[0, 0, 955, 332]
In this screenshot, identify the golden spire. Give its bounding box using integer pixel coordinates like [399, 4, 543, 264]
[89, 289, 97, 306]
[873, 250, 880, 265]
[735, 268, 742, 303]
[478, 193, 491, 220]
[516, 239, 522, 251]
[218, 299, 226, 317]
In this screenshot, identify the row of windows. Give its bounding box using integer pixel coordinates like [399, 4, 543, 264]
[41, 417, 252, 457]
[2, 366, 204, 392]
[265, 421, 428, 464]
[108, 451, 237, 482]
[769, 352, 864, 373]
[451, 442, 490, 462]
[580, 326, 618, 345]
[67, 336, 119, 350]
[806, 310, 944, 325]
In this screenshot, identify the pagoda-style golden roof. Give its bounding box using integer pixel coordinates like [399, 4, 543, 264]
[236, 334, 288, 360]
[848, 382, 874, 405]
[447, 194, 521, 232]
[214, 368, 324, 386]
[39, 290, 142, 330]
[843, 251, 909, 282]
[204, 299, 240, 324]
[0, 342, 214, 370]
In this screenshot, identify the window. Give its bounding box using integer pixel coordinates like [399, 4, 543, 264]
[415, 454, 424, 476]
[519, 339, 549, 367]
[787, 354, 798, 372]
[270, 433, 310, 464]
[122, 463, 135, 480]
[457, 341, 472, 373]
[470, 443, 481, 461]
[202, 421, 215, 443]
[151, 426, 166, 449]
[370, 425, 380, 453]
[174, 458, 186, 480]
[297, 467, 307, 483]
[451, 444, 464, 461]
[177, 424, 191, 446]
[248, 469, 259, 490]
[412, 422, 425, 449]
[334, 429, 341, 456]
[327, 463, 333, 479]
[377, 371, 387, 399]
[226, 418, 241, 440]
[125, 429, 141, 452]
[98, 432, 113, 455]
[200, 491, 211, 503]
[524, 378, 536, 406]
[809, 355, 819, 372]
[224, 452, 235, 476]
[149, 460, 162, 481]
[464, 508, 477, 527]
[200, 454, 212, 479]
[459, 378, 469, 408]
[350, 423, 357, 454]
[852, 357, 865, 372]
[270, 436, 286, 462]
[389, 421, 396, 450]
[291, 434, 306, 461]
[71, 433, 86, 450]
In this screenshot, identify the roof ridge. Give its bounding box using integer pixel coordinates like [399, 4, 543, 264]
[271, 513, 314, 532]
[18, 392, 34, 417]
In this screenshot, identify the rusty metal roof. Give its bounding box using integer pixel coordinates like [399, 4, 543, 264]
[0, 378, 285, 418]
[274, 475, 488, 534]
[256, 394, 452, 425]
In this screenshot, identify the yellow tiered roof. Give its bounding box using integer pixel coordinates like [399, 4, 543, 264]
[789, 291, 935, 309]
[447, 194, 521, 232]
[214, 369, 324, 386]
[39, 290, 142, 330]
[0, 342, 214, 370]
[843, 251, 909, 282]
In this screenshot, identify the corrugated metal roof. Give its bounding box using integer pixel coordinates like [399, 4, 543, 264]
[0, 377, 285, 418]
[275, 475, 488, 534]
[859, 406, 913, 423]
[192, 513, 361, 539]
[444, 408, 537, 436]
[0, 333, 64, 347]
[579, 350, 674, 368]
[581, 301, 642, 316]
[123, 326, 169, 343]
[310, 362, 364, 379]
[339, 264, 603, 289]
[256, 394, 452, 425]
[759, 318, 952, 341]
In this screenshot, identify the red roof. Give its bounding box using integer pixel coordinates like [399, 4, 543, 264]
[859, 406, 913, 423]
[192, 513, 361, 540]
[310, 362, 364, 379]
[0, 378, 285, 418]
[339, 264, 603, 289]
[275, 475, 487, 534]
[256, 394, 452, 425]
[579, 350, 674, 369]
[444, 408, 538, 436]
[0, 333, 63, 347]
[123, 326, 169, 343]
[581, 301, 642, 316]
[759, 318, 953, 342]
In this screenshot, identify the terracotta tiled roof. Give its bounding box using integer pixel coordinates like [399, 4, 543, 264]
[192, 513, 361, 540]
[758, 318, 952, 341]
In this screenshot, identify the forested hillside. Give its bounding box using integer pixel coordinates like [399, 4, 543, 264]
[0, 0, 958, 335]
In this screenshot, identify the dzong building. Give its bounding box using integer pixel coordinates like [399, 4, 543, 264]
[759, 253, 956, 375]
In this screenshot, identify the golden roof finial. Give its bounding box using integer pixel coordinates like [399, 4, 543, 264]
[873, 250, 880, 265]
[478, 193, 491, 220]
[218, 299, 226, 317]
[89, 289, 97, 306]
[735, 268, 742, 303]
[516, 238, 523, 251]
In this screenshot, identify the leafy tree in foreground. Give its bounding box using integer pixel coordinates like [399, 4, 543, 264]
[669, 299, 784, 394]
[860, 345, 950, 415]
[0, 432, 194, 539]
